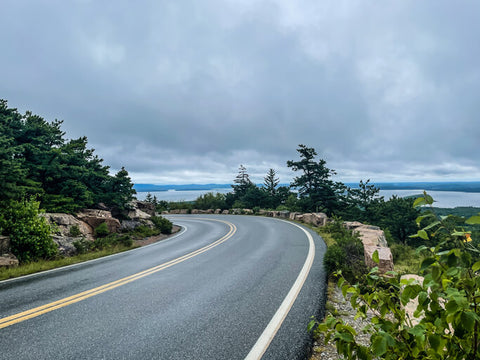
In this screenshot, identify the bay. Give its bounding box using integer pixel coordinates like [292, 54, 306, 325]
[136, 188, 480, 208]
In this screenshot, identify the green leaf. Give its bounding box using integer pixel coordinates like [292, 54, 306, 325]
[307, 319, 316, 332]
[423, 221, 440, 231]
[372, 250, 379, 264]
[413, 197, 427, 208]
[472, 261, 480, 272]
[372, 335, 387, 356]
[428, 334, 441, 351]
[416, 213, 435, 225]
[417, 230, 429, 240]
[461, 311, 476, 331]
[420, 258, 436, 271]
[466, 215, 480, 225]
[335, 331, 354, 343]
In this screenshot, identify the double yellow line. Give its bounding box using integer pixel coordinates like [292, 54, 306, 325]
[0, 219, 236, 330]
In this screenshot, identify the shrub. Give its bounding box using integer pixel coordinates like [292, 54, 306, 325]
[133, 225, 158, 238]
[0, 199, 57, 263]
[73, 238, 93, 254]
[322, 218, 367, 283]
[69, 225, 81, 237]
[311, 192, 480, 359]
[94, 222, 110, 238]
[150, 216, 173, 234]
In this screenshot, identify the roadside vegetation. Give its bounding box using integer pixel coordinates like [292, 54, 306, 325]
[0, 100, 172, 279]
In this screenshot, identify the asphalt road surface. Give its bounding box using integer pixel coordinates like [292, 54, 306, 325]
[0, 215, 327, 360]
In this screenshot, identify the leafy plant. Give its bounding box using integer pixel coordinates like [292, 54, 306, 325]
[310, 192, 480, 359]
[69, 224, 81, 237]
[0, 198, 57, 263]
[150, 216, 173, 234]
[94, 222, 110, 238]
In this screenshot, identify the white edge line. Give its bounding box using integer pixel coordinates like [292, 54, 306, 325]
[244, 219, 315, 360]
[0, 225, 188, 285]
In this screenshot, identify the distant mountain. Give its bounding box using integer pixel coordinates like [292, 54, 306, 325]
[372, 182, 480, 193]
[133, 184, 232, 192]
[134, 181, 480, 193]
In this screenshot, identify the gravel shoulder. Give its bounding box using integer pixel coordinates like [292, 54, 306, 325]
[310, 284, 371, 360]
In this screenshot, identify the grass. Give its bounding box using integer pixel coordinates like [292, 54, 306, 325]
[0, 244, 139, 281]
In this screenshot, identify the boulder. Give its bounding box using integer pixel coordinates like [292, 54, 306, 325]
[214, 209, 222, 214]
[0, 236, 11, 254]
[364, 245, 394, 273]
[222, 210, 229, 215]
[206, 209, 214, 214]
[294, 214, 304, 222]
[41, 213, 94, 240]
[76, 209, 121, 234]
[343, 221, 364, 230]
[289, 212, 301, 220]
[278, 211, 290, 219]
[52, 235, 80, 256]
[354, 225, 388, 247]
[302, 213, 328, 226]
[0, 254, 19, 268]
[243, 209, 254, 215]
[127, 208, 152, 220]
[135, 201, 156, 216]
[258, 209, 268, 216]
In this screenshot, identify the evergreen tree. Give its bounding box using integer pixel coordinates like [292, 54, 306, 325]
[232, 165, 253, 197]
[263, 168, 279, 196]
[287, 144, 345, 214]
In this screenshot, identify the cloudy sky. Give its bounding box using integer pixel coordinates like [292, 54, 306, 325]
[1, 1, 479, 184]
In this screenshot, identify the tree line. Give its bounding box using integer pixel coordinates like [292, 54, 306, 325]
[0, 99, 136, 215]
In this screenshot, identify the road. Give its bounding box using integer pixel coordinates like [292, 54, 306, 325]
[0, 215, 327, 360]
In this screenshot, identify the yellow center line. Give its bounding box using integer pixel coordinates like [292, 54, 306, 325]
[0, 219, 236, 330]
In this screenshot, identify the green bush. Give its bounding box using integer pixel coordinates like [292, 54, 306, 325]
[69, 225, 81, 237]
[150, 216, 173, 234]
[94, 222, 110, 238]
[312, 192, 480, 359]
[0, 199, 57, 263]
[322, 218, 367, 283]
[73, 238, 93, 254]
[133, 225, 158, 238]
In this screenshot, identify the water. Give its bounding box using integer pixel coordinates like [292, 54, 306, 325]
[136, 188, 480, 208]
[136, 188, 232, 202]
[378, 190, 480, 208]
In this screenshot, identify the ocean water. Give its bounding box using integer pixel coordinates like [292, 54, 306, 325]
[136, 188, 480, 208]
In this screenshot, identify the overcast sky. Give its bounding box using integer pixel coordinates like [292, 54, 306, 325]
[1, 1, 479, 184]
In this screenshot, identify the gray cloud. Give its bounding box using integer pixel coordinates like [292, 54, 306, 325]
[1, 0, 479, 184]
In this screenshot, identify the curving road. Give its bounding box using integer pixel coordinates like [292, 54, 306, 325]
[0, 215, 326, 360]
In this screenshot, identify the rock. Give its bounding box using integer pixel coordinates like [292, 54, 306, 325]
[76, 209, 121, 234]
[258, 209, 267, 216]
[289, 212, 301, 220]
[0, 254, 19, 268]
[343, 221, 364, 230]
[243, 209, 253, 215]
[214, 209, 222, 214]
[206, 209, 214, 214]
[52, 235, 80, 256]
[222, 210, 229, 215]
[278, 211, 290, 219]
[302, 213, 328, 226]
[127, 208, 152, 220]
[354, 225, 388, 247]
[121, 220, 141, 231]
[0, 236, 11, 254]
[41, 213, 94, 240]
[135, 201, 156, 216]
[232, 208, 242, 215]
[364, 245, 394, 273]
[294, 214, 304, 222]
